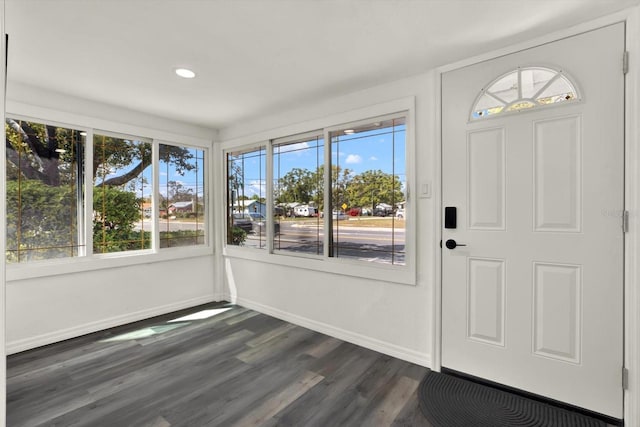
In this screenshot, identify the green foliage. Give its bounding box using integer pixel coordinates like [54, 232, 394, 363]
[6, 179, 78, 262]
[229, 226, 247, 246]
[273, 165, 403, 212]
[93, 186, 147, 253]
[160, 230, 205, 248]
[346, 169, 404, 210]
[275, 167, 319, 205]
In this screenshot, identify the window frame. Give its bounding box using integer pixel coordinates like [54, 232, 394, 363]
[155, 139, 209, 251]
[6, 114, 213, 281]
[271, 130, 324, 258]
[5, 115, 89, 262]
[324, 113, 408, 265]
[469, 65, 582, 122]
[223, 98, 416, 286]
[91, 129, 154, 257]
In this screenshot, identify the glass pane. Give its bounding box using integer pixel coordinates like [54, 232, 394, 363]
[273, 136, 323, 256]
[487, 71, 519, 103]
[329, 117, 406, 265]
[159, 144, 206, 248]
[472, 94, 505, 119]
[93, 134, 152, 254]
[536, 75, 577, 105]
[506, 100, 536, 111]
[520, 68, 556, 98]
[227, 147, 266, 249]
[5, 119, 85, 262]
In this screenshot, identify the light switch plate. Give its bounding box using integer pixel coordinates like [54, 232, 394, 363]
[420, 182, 431, 199]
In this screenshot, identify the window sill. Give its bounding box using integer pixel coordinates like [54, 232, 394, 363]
[6, 246, 215, 282]
[223, 245, 416, 286]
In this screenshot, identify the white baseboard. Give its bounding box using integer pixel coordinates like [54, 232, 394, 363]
[236, 296, 431, 368]
[7, 294, 224, 354]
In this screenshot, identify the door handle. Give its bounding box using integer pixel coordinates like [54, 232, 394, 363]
[445, 239, 467, 249]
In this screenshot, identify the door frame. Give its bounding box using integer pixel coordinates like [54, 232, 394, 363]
[433, 7, 640, 426]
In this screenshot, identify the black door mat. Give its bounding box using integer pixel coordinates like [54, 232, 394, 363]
[418, 371, 608, 427]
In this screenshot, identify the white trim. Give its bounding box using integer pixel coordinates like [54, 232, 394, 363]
[624, 8, 640, 427]
[436, 7, 638, 426]
[223, 246, 415, 286]
[235, 296, 430, 368]
[432, 59, 443, 373]
[6, 294, 222, 355]
[6, 248, 214, 282]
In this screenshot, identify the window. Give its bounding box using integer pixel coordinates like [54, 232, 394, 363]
[93, 133, 152, 254]
[329, 117, 406, 265]
[226, 147, 266, 249]
[5, 116, 210, 265]
[273, 133, 324, 256]
[225, 112, 408, 269]
[471, 66, 580, 120]
[159, 144, 206, 248]
[5, 118, 85, 263]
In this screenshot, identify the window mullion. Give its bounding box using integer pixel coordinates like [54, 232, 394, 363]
[84, 129, 94, 257]
[152, 140, 160, 252]
[323, 128, 332, 259]
[266, 142, 274, 253]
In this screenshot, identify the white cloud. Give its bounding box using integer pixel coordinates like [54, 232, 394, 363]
[276, 141, 310, 154]
[369, 156, 378, 161]
[345, 154, 362, 164]
[247, 180, 266, 198]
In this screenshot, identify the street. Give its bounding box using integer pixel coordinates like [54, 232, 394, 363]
[246, 220, 406, 265]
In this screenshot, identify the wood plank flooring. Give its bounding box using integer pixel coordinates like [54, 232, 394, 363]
[7, 302, 431, 426]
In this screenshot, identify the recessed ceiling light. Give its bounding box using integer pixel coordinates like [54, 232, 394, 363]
[55, 148, 66, 153]
[344, 129, 355, 134]
[175, 68, 196, 79]
[79, 131, 87, 137]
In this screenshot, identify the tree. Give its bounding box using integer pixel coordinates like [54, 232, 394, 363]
[93, 186, 147, 253]
[320, 164, 352, 210]
[5, 119, 197, 258]
[5, 180, 77, 262]
[345, 169, 404, 210]
[167, 180, 193, 202]
[6, 119, 196, 188]
[275, 167, 318, 204]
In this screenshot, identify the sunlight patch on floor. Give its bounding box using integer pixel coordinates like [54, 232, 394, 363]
[168, 307, 233, 323]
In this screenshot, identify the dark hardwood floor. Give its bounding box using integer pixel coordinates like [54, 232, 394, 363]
[7, 302, 431, 426]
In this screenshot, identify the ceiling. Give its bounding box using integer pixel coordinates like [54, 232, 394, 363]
[5, 0, 639, 130]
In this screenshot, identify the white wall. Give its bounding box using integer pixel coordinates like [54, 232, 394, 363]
[219, 72, 437, 366]
[7, 255, 217, 353]
[5, 85, 221, 354]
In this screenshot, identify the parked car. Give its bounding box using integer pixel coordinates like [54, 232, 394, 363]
[293, 205, 317, 217]
[248, 212, 280, 235]
[233, 213, 280, 235]
[232, 213, 253, 233]
[395, 209, 405, 219]
[332, 210, 347, 220]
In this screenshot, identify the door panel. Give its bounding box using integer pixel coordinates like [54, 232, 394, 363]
[442, 23, 624, 418]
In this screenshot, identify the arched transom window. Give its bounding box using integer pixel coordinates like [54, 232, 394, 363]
[470, 66, 580, 120]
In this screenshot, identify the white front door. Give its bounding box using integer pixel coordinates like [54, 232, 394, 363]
[442, 23, 624, 419]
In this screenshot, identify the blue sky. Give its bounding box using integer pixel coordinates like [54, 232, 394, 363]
[235, 124, 407, 199]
